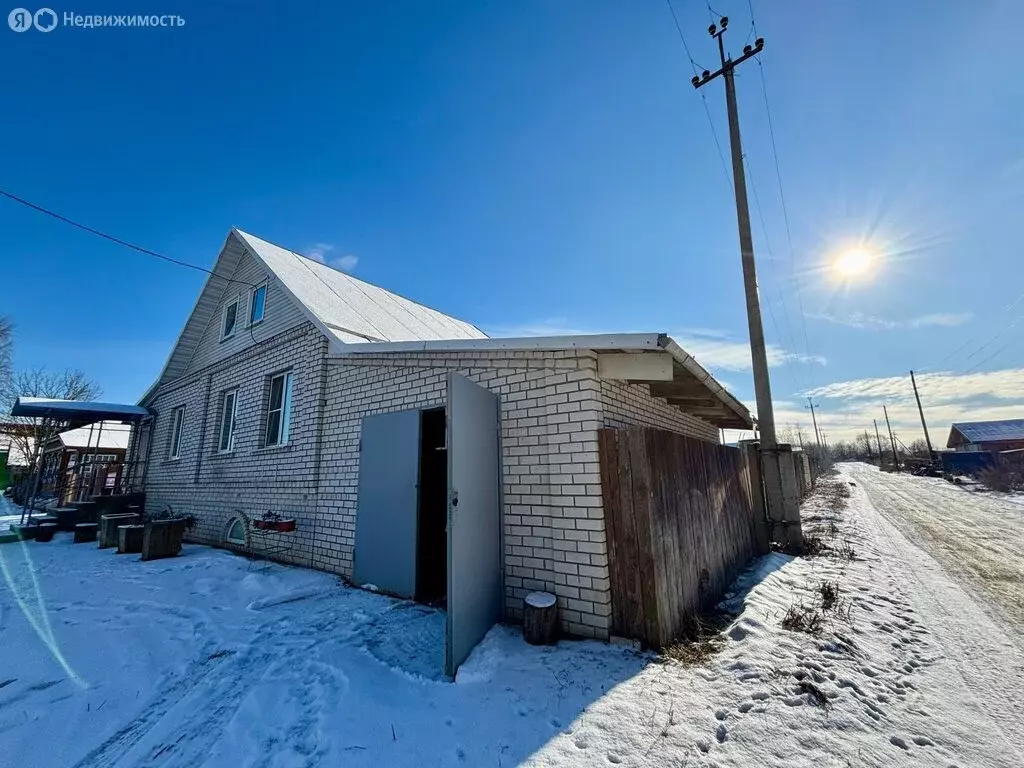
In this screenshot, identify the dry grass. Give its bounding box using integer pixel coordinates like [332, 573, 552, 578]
[782, 580, 852, 636]
[781, 602, 825, 635]
[797, 680, 832, 709]
[660, 615, 727, 666]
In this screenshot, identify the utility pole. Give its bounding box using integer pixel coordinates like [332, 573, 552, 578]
[883, 405, 900, 472]
[806, 397, 822, 448]
[692, 18, 799, 546]
[909, 370, 935, 462]
[873, 419, 884, 464]
[693, 20, 775, 449]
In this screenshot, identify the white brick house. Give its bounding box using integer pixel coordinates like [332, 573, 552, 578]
[140, 229, 751, 669]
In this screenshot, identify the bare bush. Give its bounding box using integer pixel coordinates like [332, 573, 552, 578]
[978, 455, 1024, 493]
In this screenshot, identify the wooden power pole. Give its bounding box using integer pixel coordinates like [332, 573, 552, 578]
[909, 370, 935, 461]
[883, 405, 900, 472]
[806, 397, 822, 448]
[873, 419, 884, 463]
[693, 17, 799, 545]
[692, 20, 775, 449]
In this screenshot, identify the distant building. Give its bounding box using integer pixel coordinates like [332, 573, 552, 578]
[946, 419, 1024, 453]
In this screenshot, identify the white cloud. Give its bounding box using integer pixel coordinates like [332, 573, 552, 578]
[303, 243, 334, 262]
[809, 311, 973, 330]
[331, 254, 359, 272]
[805, 368, 1024, 404]
[303, 243, 359, 273]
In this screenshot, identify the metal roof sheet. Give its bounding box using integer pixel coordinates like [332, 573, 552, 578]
[56, 422, 132, 450]
[12, 397, 151, 421]
[949, 419, 1024, 446]
[234, 230, 487, 346]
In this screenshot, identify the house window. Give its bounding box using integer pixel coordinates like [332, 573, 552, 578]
[219, 389, 239, 452]
[226, 518, 246, 546]
[221, 299, 239, 340]
[264, 372, 293, 447]
[250, 284, 266, 325]
[169, 406, 186, 459]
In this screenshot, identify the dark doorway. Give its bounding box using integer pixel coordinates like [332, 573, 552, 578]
[416, 408, 447, 605]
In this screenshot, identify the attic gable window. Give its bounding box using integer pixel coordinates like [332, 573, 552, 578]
[250, 285, 266, 325]
[221, 299, 239, 340]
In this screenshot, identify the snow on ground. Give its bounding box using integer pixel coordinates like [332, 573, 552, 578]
[1, 477, 1023, 767]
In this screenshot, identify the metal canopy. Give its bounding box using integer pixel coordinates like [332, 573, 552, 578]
[11, 397, 151, 422]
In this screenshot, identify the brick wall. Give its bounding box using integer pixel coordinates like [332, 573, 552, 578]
[144, 323, 329, 568]
[313, 349, 614, 638]
[600, 377, 721, 443]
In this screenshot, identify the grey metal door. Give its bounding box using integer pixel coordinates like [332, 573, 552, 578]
[446, 374, 502, 676]
[353, 409, 421, 598]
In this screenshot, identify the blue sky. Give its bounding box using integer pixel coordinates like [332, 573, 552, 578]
[2, 0, 1022, 444]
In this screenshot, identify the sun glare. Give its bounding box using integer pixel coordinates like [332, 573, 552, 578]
[833, 248, 875, 280]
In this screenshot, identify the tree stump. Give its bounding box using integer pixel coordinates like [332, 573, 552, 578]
[523, 592, 559, 645]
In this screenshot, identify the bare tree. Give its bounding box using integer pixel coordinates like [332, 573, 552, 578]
[1, 367, 103, 491]
[0, 316, 11, 385]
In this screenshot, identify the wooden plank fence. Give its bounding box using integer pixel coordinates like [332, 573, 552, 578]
[598, 427, 767, 647]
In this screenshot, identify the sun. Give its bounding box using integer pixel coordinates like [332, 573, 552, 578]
[833, 248, 875, 280]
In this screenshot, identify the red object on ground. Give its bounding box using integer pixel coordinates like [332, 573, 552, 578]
[253, 518, 296, 532]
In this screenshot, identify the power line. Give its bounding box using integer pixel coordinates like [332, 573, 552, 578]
[663, 0, 732, 188]
[0, 188, 259, 289]
[753, 56, 816, 384]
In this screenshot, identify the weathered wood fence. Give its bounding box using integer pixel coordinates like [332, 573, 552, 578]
[598, 427, 768, 647]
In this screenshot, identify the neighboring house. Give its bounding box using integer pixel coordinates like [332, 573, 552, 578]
[946, 419, 1024, 453]
[40, 421, 131, 503]
[139, 229, 751, 671]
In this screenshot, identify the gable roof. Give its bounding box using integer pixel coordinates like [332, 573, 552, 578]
[234, 230, 486, 345]
[141, 229, 485, 402]
[947, 419, 1024, 447]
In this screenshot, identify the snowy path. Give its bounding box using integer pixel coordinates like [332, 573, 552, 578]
[2, 476, 1023, 766]
[845, 462, 1024, 636]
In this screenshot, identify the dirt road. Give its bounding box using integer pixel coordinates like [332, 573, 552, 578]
[843, 462, 1024, 638]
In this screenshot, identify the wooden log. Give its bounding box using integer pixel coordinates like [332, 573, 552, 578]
[522, 592, 558, 645]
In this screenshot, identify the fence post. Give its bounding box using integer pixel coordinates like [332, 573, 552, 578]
[744, 443, 771, 554]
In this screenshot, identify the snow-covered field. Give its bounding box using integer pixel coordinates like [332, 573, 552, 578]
[1, 470, 1023, 767]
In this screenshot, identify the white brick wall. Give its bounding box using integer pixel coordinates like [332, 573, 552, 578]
[144, 325, 724, 642]
[313, 349, 613, 638]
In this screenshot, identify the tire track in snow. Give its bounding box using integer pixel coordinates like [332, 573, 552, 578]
[844, 464, 1024, 760]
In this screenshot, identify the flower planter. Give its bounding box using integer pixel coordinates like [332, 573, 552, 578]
[118, 524, 145, 554]
[74, 523, 99, 544]
[99, 513, 141, 548]
[36, 523, 58, 543]
[253, 518, 296, 533]
[141, 518, 188, 561]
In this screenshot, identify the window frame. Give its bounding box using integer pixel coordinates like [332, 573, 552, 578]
[169, 405, 186, 459]
[221, 298, 239, 341]
[225, 517, 246, 546]
[249, 283, 267, 326]
[264, 371, 294, 448]
[218, 388, 239, 453]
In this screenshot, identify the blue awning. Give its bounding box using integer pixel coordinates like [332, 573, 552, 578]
[11, 397, 151, 422]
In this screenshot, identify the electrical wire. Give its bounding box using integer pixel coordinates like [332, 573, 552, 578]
[663, 0, 733, 189]
[0, 188, 261, 290]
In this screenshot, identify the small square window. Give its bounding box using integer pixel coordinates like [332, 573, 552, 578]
[219, 389, 239, 452]
[250, 285, 266, 325]
[222, 300, 239, 340]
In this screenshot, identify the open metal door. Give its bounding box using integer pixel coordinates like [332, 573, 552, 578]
[446, 374, 502, 677]
[353, 410, 420, 598]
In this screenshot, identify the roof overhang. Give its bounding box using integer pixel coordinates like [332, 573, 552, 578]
[330, 333, 753, 430]
[12, 397, 152, 422]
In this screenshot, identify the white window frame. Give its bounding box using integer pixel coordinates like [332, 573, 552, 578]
[249, 283, 267, 326]
[221, 298, 239, 341]
[218, 389, 239, 453]
[264, 371, 293, 447]
[169, 405, 186, 459]
[226, 517, 246, 546]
